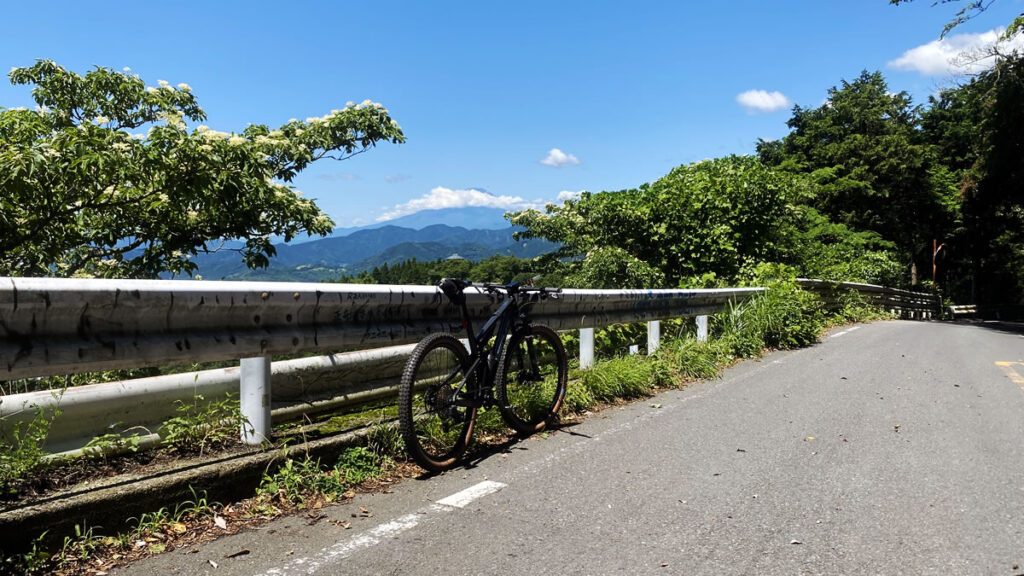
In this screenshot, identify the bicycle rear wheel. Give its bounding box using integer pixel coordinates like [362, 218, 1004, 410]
[398, 333, 476, 472]
[495, 324, 568, 435]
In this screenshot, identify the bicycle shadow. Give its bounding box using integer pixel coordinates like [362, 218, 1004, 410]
[412, 419, 591, 479]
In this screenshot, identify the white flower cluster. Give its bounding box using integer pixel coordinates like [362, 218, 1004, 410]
[196, 125, 231, 141]
[147, 80, 182, 94]
[254, 130, 288, 146]
[294, 100, 390, 128]
[159, 110, 185, 128]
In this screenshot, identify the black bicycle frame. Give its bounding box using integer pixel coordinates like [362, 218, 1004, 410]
[453, 292, 524, 398]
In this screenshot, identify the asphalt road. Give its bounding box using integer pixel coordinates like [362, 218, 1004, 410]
[118, 320, 1024, 575]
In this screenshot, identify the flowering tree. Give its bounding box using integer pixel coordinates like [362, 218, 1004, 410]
[0, 60, 405, 278]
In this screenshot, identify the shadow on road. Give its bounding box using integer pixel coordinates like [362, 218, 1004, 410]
[413, 419, 590, 479]
[955, 319, 1024, 337]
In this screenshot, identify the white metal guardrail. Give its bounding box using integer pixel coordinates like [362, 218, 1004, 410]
[0, 277, 940, 455]
[796, 279, 941, 319]
[0, 277, 761, 453]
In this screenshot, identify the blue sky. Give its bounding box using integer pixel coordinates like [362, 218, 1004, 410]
[2, 0, 1022, 228]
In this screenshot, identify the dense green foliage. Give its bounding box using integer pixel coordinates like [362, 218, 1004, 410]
[886, 0, 1024, 305]
[509, 155, 903, 289]
[335, 254, 546, 285]
[758, 71, 956, 269]
[0, 60, 404, 278]
[944, 57, 1024, 304]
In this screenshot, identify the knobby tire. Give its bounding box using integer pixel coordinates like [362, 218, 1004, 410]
[398, 333, 476, 472]
[495, 323, 568, 435]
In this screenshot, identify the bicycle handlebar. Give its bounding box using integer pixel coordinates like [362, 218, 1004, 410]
[438, 278, 562, 302]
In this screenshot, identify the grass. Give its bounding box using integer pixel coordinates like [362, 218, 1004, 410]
[256, 447, 392, 509]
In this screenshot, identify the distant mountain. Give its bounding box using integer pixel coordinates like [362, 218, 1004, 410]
[184, 222, 558, 282]
[328, 207, 516, 237]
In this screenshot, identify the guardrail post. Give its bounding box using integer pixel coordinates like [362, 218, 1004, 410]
[647, 320, 660, 355]
[240, 355, 272, 445]
[580, 328, 595, 369]
[696, 315, 708, 342]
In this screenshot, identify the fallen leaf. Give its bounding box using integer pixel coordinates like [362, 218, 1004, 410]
[208, 559, 218, 569]
[342, 490, 356, 499]
[893, 424, 901, 432]
[790, 540, 802, 545]
[651, 403, 662, 409]
[660, 563, 669, 567]
[214, 516, 227, 530]
[170, 522, 187, 534]
[225, 549, 250, 559]
[359, 506, 373, 518]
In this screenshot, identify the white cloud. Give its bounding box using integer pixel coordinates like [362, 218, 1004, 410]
[888, 28, 1024, 76]
[736, 90, 791, 113]
[540, 148, 580, 167]
[385, 174, 411, 183]
[377, 186, 533, 221]
[557, 190, 584, 202]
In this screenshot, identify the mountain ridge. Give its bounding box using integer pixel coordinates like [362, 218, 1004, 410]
[185, 220, 556, 281]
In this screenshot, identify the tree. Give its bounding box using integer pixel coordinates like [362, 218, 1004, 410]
[759, 70, 957, 277]
[0, 60, 405, 278]
[509, 155, 902, 289]
[894, 0, 1024, 304]
[953, 56, 1024, 303]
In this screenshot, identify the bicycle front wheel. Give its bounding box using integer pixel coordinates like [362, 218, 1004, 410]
[398, 333, 476, 472]
[495, 324, 568, 435]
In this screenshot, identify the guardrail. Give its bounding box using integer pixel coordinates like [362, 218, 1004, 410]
[0, 277, 940, 456]
[797, 279, 941, 319]
[0, 277, 761, 454]
[948, 304, 978, 319]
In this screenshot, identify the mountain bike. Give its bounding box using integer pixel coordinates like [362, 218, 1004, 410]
[398, 278, 568, 472]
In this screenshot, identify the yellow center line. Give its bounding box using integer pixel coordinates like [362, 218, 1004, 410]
[995, 361, 1024, 389]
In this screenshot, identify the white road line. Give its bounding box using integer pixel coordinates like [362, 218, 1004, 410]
[831, 325, 861, 338]
[435, 480, 506, 508]
[257, 481, 506, 576]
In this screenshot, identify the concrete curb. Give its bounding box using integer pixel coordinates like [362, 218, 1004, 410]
[0, 428, 370, 553]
